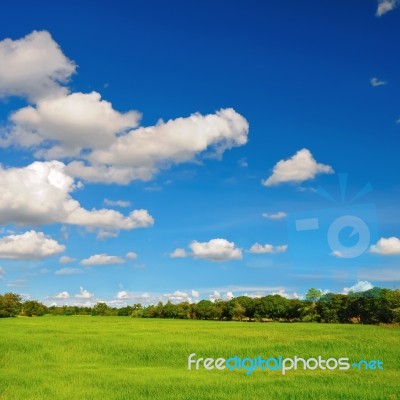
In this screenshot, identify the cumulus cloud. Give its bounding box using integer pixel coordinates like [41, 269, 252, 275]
[0, 266, 4, 279]
[170, 248, 187, 258]
[55, 268, 83, 276]
[209, 290, 222, 302]
[162, 290, 193, 303]
[53, 291, 70, 299]
[75, 287, 93, 299]
[4, 105, 248, 185]
[248, 243, 288, 254]
[0, 230, 64, 260]
[370, 77, 387, 87]
[0, 30, 76, 101]
[116, 291, 150, 301]
[189, 239, 242, 262]
[59, 256, 76, 264]
[81, 254, 126, 266]
[66, 108, 249, 184]
[370, 237, 400, 255]
[225, 291, 235, 300]
[116, 290, 130, 299]
[376, 0, 398, 16]
[191, 289, 200, 298]
[0, 160, 154, 233]
[262, 148, 333, 186]
[7, 91, 140, 156]
[261, 211, 287, 220]
[0, 32, 249, 185]
[343, 281, 373, 294]
[104, 199, 131, 208]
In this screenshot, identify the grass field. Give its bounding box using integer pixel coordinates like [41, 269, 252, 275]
[0, 317, 399, 400]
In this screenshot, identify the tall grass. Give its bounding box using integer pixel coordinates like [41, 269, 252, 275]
[0, 317, 398, 399]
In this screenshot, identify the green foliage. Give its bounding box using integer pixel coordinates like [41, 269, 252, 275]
[1, 287, 399, 324]
[0, 293, 22, 317]
[305, 288, 322, 303]
[22, 301, 47, 317]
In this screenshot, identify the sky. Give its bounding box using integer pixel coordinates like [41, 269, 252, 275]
[0, 0, 399, 306]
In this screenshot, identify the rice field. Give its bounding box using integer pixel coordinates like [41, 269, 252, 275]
[0, 317, 398, 399]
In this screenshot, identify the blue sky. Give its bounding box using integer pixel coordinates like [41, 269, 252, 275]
[0, 0, 399, 306]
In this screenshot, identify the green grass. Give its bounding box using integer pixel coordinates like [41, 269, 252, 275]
[0, 317, 399, 399]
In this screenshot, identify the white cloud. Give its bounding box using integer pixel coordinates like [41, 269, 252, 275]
[0, 160, 154, 233]
[262, 148, 333, 186]
[370, 77, 387, 87]
[162, 290, 192, 303]
[126, 252, 137, 260]
[59, 256, 76, 264]
[370, 237, 400, 255]
[0, 230, 64, 260]
[209, 290, 222, 302]
[189, 238, 242, 262]
[261, 211, 287, 220]
[0, 266, 4, 279]
[3, 107, 248, 185]
[225, 291, 235, 300]
[115, 291, 151, 304]
[376, 0, 398, 16]
[170, 248, 187, 258]
[66, 108, 249, 184]
[53, 291, 70, 299]
[104, 199, 131, 208]
[7, 91, 140, 155]
[248, 243, 288, 254]
[55, 268, 83, 276]
[0, 30, 76, 101]
[116, 290, 130, 299]
[75, 287, 93, 299]
[0, 31, 249, 186]
[191, 289, 200, 298]
[343, 281, 373, 294]
[80, 253, 126, 266]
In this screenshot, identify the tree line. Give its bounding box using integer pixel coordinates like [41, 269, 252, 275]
[1, 287, 400, 324]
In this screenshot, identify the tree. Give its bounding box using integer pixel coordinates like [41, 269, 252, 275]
[22, 301, 47, 317]
[92, 302, 111, 316]
[163, 301, 177, 319]
[305, 288, 322, 303]
[176, 301, 192, 319]
[230, 302, 245, 321]
[0, 293, 22, 317]
[194, 300, 215, 320]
